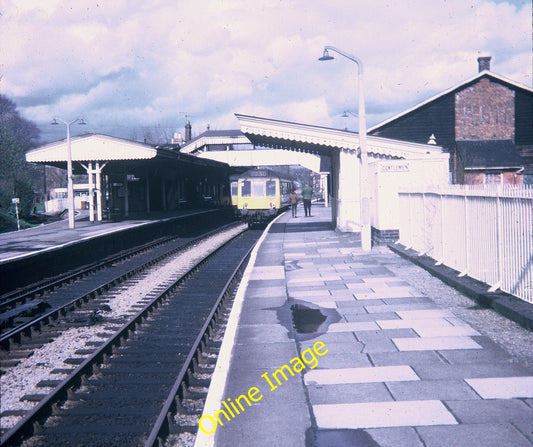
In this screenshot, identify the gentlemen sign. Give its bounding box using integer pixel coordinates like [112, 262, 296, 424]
[380, 162, 410, 172]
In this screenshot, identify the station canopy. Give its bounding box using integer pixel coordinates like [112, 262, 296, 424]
[26, 133, 228, 174]
[235, 113, 447, 160]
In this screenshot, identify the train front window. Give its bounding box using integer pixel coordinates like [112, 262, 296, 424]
[253, 182, 265, 196]
[241, 180, 251, 197]
[231, 181, 238, 196]
[266, 180, 276, 196]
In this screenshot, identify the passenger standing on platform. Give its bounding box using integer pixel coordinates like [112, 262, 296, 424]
[301, 183, 313, 217]
[289, 189, 299, 217]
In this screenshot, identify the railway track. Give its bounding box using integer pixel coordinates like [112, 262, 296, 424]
[1, 228, 259, 446]
[0, 221, 242, 350]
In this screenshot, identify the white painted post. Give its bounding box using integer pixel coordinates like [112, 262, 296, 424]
[460, 189, 469, 277]
[12, 198, 20, 230]
[88, 162, 95, 223]
[96, 162, 103, 222]
[490, 189, 504, 291]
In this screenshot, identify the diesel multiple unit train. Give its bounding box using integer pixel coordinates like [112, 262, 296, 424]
[230, 168, 293, 227]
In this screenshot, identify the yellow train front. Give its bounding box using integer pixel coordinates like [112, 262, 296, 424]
[231, 168, 293, 227]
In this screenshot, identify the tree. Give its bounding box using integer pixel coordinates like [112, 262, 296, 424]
[0, 95, 41, 230]
[129, 124, 174, 145]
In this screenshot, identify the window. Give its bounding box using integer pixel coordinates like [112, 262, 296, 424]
[231, 181, 238, 196]
[253, 181, 265, 196]
[266, 180, 276, 196]
[485, 172, 502, 185]
[281, 181, 292, 195]
[241, 180, 251, 197]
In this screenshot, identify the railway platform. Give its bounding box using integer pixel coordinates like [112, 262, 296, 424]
[0, 210, 214, 263]
[195, 203, 533, 447]
[0, 209, 223, 294]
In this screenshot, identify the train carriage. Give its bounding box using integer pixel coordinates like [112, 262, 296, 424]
[231, 168, 293, 227]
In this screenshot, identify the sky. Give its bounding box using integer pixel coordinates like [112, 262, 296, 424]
[1, 0, 531, 144]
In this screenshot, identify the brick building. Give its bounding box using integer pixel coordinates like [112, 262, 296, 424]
[369, 57, 533, 185]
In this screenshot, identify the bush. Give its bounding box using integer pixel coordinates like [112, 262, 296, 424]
[0, 210, 32, 233]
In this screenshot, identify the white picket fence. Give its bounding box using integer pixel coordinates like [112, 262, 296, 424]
[397, 184, 533, 304]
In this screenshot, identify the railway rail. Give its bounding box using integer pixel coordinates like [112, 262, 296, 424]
[0, 221, 242, 350]
[1, 227, 259, 446]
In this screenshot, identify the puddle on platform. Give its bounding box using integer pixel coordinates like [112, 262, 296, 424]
[284, 259, 302, 271]
[291, 304, 327, 333]
[306, 428, 380, 447]
[272, 299, 341, 341]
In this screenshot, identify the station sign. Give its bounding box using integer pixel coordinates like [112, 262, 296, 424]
[380, 162, 410, 173]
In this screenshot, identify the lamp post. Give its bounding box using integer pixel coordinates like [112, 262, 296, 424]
[319, 46, 371, 251]
[51, 117, 86, 229]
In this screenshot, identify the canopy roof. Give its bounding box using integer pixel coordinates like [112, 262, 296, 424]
[26, 134, 158, 163]
[235, 114, 447, 160]
[26, 133, 229, 175]
[180, 129, 251, 154]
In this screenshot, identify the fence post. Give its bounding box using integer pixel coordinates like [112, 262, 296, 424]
[459, 188, 469, 277]
[421, 192, 426, 254]
[405, 192, 412, 249]
[436, 191, 444, 265]
[489, 188, 503, 292]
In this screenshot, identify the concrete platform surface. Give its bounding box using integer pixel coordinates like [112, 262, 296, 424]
[195, 204, 533, 447]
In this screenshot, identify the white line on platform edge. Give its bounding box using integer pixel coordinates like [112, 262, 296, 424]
[193, 213, 285, 447]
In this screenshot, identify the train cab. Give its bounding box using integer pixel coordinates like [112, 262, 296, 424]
[234, 168, 293, 227]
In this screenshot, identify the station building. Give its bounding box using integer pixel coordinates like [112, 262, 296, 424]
[368, 57, 533, 185]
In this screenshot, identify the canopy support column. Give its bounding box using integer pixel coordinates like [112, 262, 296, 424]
[320, 172, 329, 208]
[95, 162, 107, 222]
[123, 171, 129, 218]
[145, 173, 151, 214]
[336, 149, 361, 232]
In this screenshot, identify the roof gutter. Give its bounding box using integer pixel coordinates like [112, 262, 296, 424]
[464, 166, 524, 171]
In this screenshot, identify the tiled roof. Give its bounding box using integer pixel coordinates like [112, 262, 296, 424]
[456, 140, 524, 170]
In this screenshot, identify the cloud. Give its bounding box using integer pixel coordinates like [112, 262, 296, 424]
[0, 0, 531, 142]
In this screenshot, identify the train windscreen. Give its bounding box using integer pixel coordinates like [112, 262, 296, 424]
[266, 180, 276, 196]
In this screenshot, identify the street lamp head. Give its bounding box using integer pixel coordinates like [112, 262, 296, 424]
[342, 110, 358, 118]
[318, 49, 334, 61]
[51, 117, 86, 126]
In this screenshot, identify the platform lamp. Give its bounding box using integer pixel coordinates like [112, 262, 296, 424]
[51, 117, 86, 229]
[341, 110, 358, 131]
[319, 46, 371, 251]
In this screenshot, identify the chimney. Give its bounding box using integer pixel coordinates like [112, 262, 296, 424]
[477, 56, 491, 72]
[185, 120, 192, 142]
